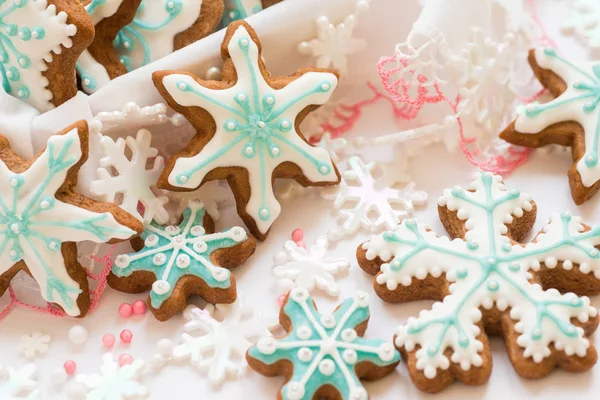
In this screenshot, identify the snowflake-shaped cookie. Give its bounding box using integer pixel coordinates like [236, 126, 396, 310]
[247, 288, 400, 400]
[0, 122, 141, 317]
[19, 332, 51, 359]
[273, 236, 350, 296]
[501, 47, 600, 204]
[0, 364, 38, 400]
[110, 200, 256, 321]
[563, 0, 600, 53]
[153, 21, 340, 240]
[358, 172, 600, 392]
[173, 298, 272, 385]
[321, 156, 427, 241]
[90, 129, 169, 225]
[0, 0, 93, 111]
[76, 353, 148, 400]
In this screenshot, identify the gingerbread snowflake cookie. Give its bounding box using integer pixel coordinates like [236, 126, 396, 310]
[501, 47, 600, 204]
[0, 121, 142, 317]
[357, 173, 600, 392]
[0, 0, 94, 112]
[109, 200, 256, 321]
[247, 288, 400, 400]
[153, 21, 341, 240]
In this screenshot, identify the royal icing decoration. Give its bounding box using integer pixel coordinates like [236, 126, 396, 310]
[157, 24, 339, 236]
[362, 173, 599, 378]
[273, 236, 350, 297]
[90, 129, 169, 225]
[222, 0, 262, 26]
[115, 0, 203, 71]
[0, 0, 79, 111]
[19, 332, 51, 359]
[514, 47, 600, 190]
[248, 288, 400, 400]
[0, 364, 38, 400]
[112, 200, 249, 309]
[0, 127, 137, 317]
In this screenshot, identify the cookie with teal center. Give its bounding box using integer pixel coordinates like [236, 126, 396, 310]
[109, 200, 257, 321]
[247, 288, 400, 400]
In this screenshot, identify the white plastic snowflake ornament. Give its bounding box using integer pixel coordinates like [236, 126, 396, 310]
[76, 353, 148, 400]
[563, 0, 600, 52]
[0, 364, 39, 400]
[173, 299, 272, 386]
[19, 332, 51, 359]
[359, 173, 600, 392]
[315, 132, 349, 162]
[273, 236, 350, 296]
[322, 156, 427, 241]
[90, 129, 169, 225]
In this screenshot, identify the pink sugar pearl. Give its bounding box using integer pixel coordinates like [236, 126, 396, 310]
[64, 360, 76, 375]
[120, 329, 133, 344]
[277, 294, 286, 307]
[118, 353, 133, 367]
[119, 303, 133, 317]
[132, 300, 146, 315]
[291, 229, 304, 242]
[102, 333, 115, 349]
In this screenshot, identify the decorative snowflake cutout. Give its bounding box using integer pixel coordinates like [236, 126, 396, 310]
[563, 0, 600, 52]
[321, 156, 427, 241]
[315, 132, 349, 163]
[90, 129, 169, 225]
[19, 332, 51, 359]
[173, 298, 272, 385]
[154, 23, 340, 239]
[222, 0, 262, 26]
[247, 288, 400, 400]
[360, 173, 600, 390]
[297, 0, 369, 75]
[76, 353, 148, 400]
[0, 364, 38, 400]
[273, 236, 350, 296]
[111, 200, 254, 320]
[0, 0, 82, 111]
[168, 180, 234, 222]
[93, 102, 182, 134]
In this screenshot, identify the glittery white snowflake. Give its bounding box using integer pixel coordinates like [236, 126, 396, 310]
[90, 129, 169, 225]
[76, 353, 148, 400]
[563, 0, 600, 52]
[321, 156, 427, 241]
[0, 364, 39, 400]
[172, 299, 272, 386]
[19, 332, 51, 359]
[273, 237, 350, 296]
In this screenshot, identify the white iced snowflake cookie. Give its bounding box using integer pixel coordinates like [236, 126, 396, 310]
[358, 172, 600, 393]
[153, 21, 341, 240]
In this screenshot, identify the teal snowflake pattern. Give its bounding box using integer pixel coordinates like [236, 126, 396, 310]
[0, 126, 138, 317]
[155, 24, 339, 236]
[248, 288, 400, 400]
[112, 200, 253, 313]
[0, 0, 80, 111]
[361, 173, 599, 383]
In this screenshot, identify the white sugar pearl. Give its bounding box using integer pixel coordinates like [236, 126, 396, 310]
[157, 339, 173, 356]
[68, 325, 88, 345]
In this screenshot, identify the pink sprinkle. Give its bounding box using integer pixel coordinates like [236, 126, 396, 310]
[296, 241, 306, 249]
[120, 329, 133, 344]
[277, 294, 286, 307]
[118, 353, 133, 367]
[291, 229, 304, 242]
[64, 360, 76, 375]
[132, 300, 146, 315]
[102, 333, 115, 349]
[119, 303, 133, 317]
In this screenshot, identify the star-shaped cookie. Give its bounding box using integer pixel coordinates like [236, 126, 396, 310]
[153, 21, 341, 240]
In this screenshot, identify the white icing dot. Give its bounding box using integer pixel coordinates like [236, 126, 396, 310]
[40, 200, 50, 209]
[8, 250, 16, 259]
[227, 122, 236, 130]
[115, 255, 130, 268]
[144, 235, 158, 247]
[378, 343, 396, 362]
[343, 349, 358, 364]
[10, 223, 20, 234]
[257, 337, 276, 355]
[153, 253, 166, 266]
[321, 83, 330, 91]
[319, 165, 329, 174]
[193, 241, 208, 255]
[165, 225, 180, 236]
[260, 208, 269, 218]
[176, 254, 190, 269]
[237, 93, 246, 102]
[212, 268, 229, 282]
[244, 146, 254, 156]
[291, 287, 309, 302]
[296, 325, 312, 340]
[190, 226, 205, 236]
[286, 382, 305, 400]
[318, 359, 335, 375]
[297, 347, 313, 362]
[9, 178, 18, 187]
[240, 39, 249, 47]
[281, 121, 290, 129]
[350, 388, 368, 400]
[341, 328, 357, 342]
[320, 314, 336, 328]
[152, 280, 171, 295]
[258, 121, 266, 128]
[271, 147, 280, 156]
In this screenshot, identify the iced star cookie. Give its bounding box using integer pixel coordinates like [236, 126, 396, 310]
[247, 288, 400, 400]
[501, 47, 600, 204]
[108, 200, 256, 321]
[76, 0, 141, 94]
[115, 0, 223, 72]
[357, 173, 600, 392]
[153, 21, 341, 240]
[0, 0, 94, 112]
[0, 121, 142, 317]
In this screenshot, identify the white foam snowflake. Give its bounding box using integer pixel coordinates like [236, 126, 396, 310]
[90, 129, 169, 225]
[19, 332, 51, 359]
[172, 299, 272, 386]
[76, 353, 148, 400]
[0, 364, 39, 400]
[563, 0, 600, 52]
[321, 156, 427, 241]
[273, 237, 350, 296]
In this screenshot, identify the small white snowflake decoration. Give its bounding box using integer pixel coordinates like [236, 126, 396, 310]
[273, 236, 350, 296]
[0, 364, 39, 400]
[172, 299, 272, 386]
[321, 156, 427, 241]
[19, 332, 51, 359]
[76, 353, 148, 400]
[90, 129, 169, 225]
